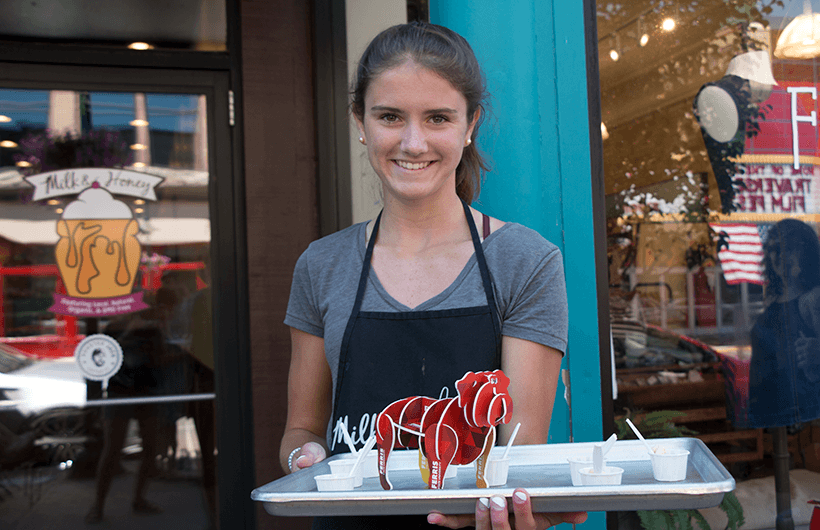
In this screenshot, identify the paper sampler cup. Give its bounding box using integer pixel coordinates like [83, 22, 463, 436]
[567, 456, 592, 486]
[314, 473, 357, 491]
[339, 452, 379, 478]
[649, 448, 689, 482]
[483, 457, 510, 487]
[328, 460, 364, 487]
[578, 466, 624, 486]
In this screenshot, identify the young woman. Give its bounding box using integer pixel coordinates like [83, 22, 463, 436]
[280, 22, 587, 530]
[749, 219, 820, 429]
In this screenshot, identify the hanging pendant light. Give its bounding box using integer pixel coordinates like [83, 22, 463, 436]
[725, 49, 778, 102]
[609, 34, 621, 62]
[774, 0, 820, 59]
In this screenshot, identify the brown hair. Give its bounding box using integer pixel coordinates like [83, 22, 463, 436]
[762, 219, 820, 301]
[351, 22, 490, 204]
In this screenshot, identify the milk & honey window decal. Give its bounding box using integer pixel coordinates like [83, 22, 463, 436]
[23, 168, 164, 317]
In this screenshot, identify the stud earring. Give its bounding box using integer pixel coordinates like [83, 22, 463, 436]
[359, 136, 366, 145]
[465, 138, 472, 146]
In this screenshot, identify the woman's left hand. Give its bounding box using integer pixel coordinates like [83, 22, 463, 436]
[427, 488, 587, 529]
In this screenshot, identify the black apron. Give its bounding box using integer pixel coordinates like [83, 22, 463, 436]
[314, 200, 501, 530]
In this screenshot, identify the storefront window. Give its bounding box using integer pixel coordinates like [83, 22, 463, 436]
[599, 0, 820, 527]
[0, 88, 216, 527]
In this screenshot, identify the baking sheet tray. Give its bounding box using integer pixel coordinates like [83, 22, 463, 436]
[251, 438, 735, 517]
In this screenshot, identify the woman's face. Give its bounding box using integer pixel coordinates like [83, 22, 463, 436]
[355, 61, 477, 205]
[766, 240, 802, 285]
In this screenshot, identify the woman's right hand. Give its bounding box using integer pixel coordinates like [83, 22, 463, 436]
[281, 328, 332, 474]
[290, 441, 327, 473]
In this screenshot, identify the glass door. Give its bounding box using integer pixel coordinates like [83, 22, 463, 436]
[0, 65, 234, 529]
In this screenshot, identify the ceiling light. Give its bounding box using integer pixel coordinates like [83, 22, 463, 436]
[0, 140, 18, 148]
[662, 18, 676, 32]
[0, 115, 11, 123]
[47, 199, 60, 206]
[15, 160, 31, 168]
[128, 42, 153, 50]
[775, 0, 820, 59]
[637, 16, 650, 47]
[135, 208, 144, 214]
[130, 119, 149, 127]
[55, 208, 64, 214]
[609, 34, 621, 62]
[130, 143, 147, 150]
[132, 162, 146, 168]
[134, 199, 146, 205]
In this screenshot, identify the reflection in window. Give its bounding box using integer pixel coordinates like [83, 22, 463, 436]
[600, 2, 820, 528]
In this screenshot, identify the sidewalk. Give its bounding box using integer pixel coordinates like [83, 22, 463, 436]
[1, 459, 211, 530]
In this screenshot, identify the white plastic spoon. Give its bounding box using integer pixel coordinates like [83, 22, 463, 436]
[625, 418, 654, 454]
[593, 444, 604, 473]
[593, 433, 617, 473]
[502, 422, 522, 460]
[349, 435, 377, 478]
[339, 423, 358, 455]
[601, 433, 618, 457]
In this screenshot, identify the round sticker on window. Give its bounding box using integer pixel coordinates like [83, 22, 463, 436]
[74, 334, 123, 391]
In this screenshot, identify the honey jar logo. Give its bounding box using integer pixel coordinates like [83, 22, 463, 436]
[24, 168, 164, 317]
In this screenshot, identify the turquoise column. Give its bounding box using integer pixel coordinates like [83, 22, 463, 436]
[432, 2, 605, 527]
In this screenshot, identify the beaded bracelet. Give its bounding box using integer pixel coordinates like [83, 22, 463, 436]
[287, 446, 302, 472]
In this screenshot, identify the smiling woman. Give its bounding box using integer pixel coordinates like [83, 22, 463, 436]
[350, 23, 489, 207]
[279, 21, 584, 530]
[354, 61, 477, 209]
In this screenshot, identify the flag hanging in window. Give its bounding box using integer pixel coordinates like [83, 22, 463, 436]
[708, 223, 770, 285]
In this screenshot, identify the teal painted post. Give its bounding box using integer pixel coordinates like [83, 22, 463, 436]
[431, 2, 605, 526]
[548, 0, 605, 446]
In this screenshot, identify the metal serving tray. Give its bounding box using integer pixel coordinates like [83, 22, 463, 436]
[251, 438, 734, 517]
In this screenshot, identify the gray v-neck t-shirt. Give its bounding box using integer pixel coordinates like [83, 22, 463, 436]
[285, 220, 569, 410]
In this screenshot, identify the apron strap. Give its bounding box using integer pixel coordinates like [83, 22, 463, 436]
[461, 200, 502, 349]
[333, 211, 381, 421]
[350, 210, 381, 317]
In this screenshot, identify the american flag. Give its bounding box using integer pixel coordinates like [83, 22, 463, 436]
[708, 223, 770, 285]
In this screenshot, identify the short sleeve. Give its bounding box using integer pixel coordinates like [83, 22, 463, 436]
[284, 248, 324, 337]
[499, 245, 568, 355]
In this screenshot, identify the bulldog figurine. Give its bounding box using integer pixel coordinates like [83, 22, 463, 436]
[375, 370, 513, 490]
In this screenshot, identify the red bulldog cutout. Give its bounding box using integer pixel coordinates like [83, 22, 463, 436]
[375, 370, 513, 490]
